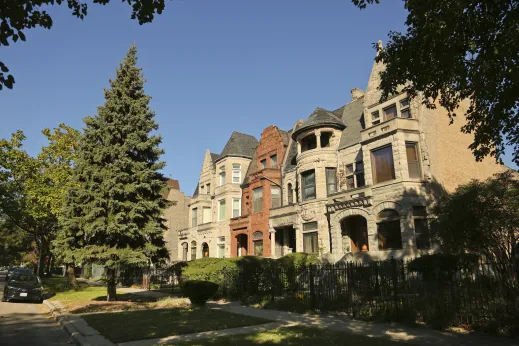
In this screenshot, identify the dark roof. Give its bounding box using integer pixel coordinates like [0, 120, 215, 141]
[291, 108, 346, 139]
[215, 132, 258, 162]
[192, 182, 199, 198]
[210, 153, 220, 168]
[337, 96, 365, 148]
[283, 124, 302, 173]
[279, 129, 290, 148]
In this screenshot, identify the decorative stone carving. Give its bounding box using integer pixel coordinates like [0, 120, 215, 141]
[271, 216, 296, 227]
[301, 209, 316, 221]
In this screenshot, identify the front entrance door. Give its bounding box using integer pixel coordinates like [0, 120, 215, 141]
[341, 215, 369, 252]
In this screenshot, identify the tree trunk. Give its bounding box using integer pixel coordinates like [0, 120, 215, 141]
[46, 254, 54, 277]
[36, 251, 45, 277]
[67, 263, 76, 286]
[106, 267, 118, 301]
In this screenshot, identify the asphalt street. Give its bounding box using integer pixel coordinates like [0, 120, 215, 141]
[0, 270, 70, 346]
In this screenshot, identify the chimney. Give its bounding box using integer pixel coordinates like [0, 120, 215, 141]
[351, 88, 365, 100]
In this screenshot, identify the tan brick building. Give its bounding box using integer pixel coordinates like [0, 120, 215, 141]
[162, 179, 190, 262]
[178, 132, 258, 260]
[269, 42, 507, 262]
[229, 126, 290, 258]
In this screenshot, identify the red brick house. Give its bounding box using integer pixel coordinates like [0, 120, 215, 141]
[230, 126, 289, 257]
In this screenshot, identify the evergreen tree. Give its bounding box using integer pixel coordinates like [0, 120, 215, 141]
[57, 45, 168, 300]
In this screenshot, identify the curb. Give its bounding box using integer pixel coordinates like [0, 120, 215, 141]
[43, 300, 116, 346]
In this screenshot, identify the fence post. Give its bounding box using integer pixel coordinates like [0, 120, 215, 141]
[309, 265, 316, 309]
[391, 258, 399, 319]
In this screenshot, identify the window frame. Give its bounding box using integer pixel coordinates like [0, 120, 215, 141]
[271, 185, 281, 209]
[253, 231, 264, 256]
[376, 209, 402, 250]
[302, 223, 319, 254]
[219, 168, 226, 186]
[202, 206, 211, 224]
[232, 163, 241, 184]
[218, 199, 226, 221]
[325, 167, 337, 196]
[301, 169, 316, 201]
[371, 110, 380, 125]
[232, 198, 241, 218]
[270, 154, 278, 168]
[406, 142, 422, 179]
[400, 99, 411, 118]
[191, 208, 198, 227]
[206, 183, 210, 194]
[191, 241, 197, 261]
[301, 134, 317, 152]
[371, 145, 396, 185]
[252, 187, 263, 213]
[287, 183, 293, 205]
[383, 104, 397, 121]
[217, 236, 225, 258]
[260, 159, 267, 169]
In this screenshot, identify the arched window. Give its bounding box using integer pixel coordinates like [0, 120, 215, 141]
[253, 231, 263, 256]
[191, 241, 197, 261]
[202, 243, 209, 258]
[377, 209, 402, 250]
[287, 183, 293, 204]
[182, 242, 188, 261]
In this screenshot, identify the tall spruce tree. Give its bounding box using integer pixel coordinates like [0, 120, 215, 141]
[57, 45, 168, 300]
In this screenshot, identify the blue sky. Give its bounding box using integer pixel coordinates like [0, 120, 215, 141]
[1, 0, 516, 195]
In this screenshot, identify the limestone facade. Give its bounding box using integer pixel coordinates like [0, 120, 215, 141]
[162, 179, 190, 262]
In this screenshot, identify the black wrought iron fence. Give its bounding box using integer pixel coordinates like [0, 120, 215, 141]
[221, 258, 518, 328]
[141, 267, 180, 293]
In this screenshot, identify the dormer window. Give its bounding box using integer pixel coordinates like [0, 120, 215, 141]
[301, 134, 317, 152]
[320, 132, 332, 148]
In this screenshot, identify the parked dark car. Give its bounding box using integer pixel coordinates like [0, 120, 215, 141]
[5, 267, 33, 281]
[2, 272, 43, 303]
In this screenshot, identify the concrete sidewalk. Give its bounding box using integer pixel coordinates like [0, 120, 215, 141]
[208, 301, 519, 346]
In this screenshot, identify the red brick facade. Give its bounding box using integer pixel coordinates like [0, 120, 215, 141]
[230, 126, 288, 258]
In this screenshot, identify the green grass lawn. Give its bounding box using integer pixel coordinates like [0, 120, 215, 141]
[173, 326, 404, 346]
[81, 307, 271, 343]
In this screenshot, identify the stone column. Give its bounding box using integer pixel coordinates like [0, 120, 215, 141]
[297, 141, 302, 154]
[315, 130, 321, 148]
[294, 225, 302, 253]
[269, 222, 276, 259]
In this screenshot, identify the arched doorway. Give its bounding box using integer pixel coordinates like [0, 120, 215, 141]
[236, 234, 248, 256]
[202, 243, 209, 258]
[341, 215, 369, 252]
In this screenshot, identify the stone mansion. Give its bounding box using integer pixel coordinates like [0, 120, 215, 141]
[163, 44, 506, 263]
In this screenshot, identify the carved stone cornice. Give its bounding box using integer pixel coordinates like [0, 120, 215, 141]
[326, 196, 372, 214]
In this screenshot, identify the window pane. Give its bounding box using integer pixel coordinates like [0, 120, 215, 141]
[303, 221, 318, 231]
[192, 208, 197, 227]
[377, 220, 402, 250]
[287, 183, 293, 204]
[270, 155, 277, 168]
[219, 200, 226, 220]
[371, 146, 395, 184]
[303, 232, 318, 254]
[326, 168, 337, 195]
[372, 111, 380, 124]
[206, 184, 210, 193]
[400, 99, 409, 108]
[254, 240, 263, 256]
[260, 159, 266, 169]
[355, 161, 363, 172]
[301, 135, 317, 152]
[383, 105, 397, 121]
[253, 231, 263, 240]
[355, 173, 365, 187]
[232, 164, 241, 183]
[232, 198, 241, 218]
[253, 187, 263, 213]
[302, 170, 316, 200]
[271, 186, 281, 208]
[203, 207, 211, 223]
[218, 244, 225, 258]
[219, 172, 226, 185]
[346, 164, 354, 174]
[406, 143, 421, 179]
[414, 219, 430, 249]
[401, 109, 411, 118]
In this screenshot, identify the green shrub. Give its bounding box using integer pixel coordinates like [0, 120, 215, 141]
[182, 280, 219, 306]
[408, 253, 478, 281]
[276, 253, 318, 270]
